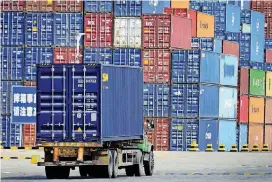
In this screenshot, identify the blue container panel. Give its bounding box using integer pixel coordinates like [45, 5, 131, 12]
[219, 120, 236, 151]
[1, 12, 24, 46]
[143, 84, 169, 117]
[219, 87, 237, 119]
[232, 0, 250, 10]
[199, 120, 219, 151]
[0, 81, 23, 92]
[1, 47, 24, 80]
[84, 48, 113, 64]
[251, 34, 264, 63]
[171, 50, 187, 83]
[250, 11, 265, 36]
[84, 0, 113, 12]
[25, 47, 53, 81]
[25, 13, 53, 46]
[1, 116, 21, 147]
[239, 33, 250, 62]
[190, 1, 202, 11]
[191, 38, 214, 51]
[199, 85, 219, 118]
[170, 119, 199, 151]
[171, 84, 199, 118]
[113, 48, 141, 66]
[225, 32, 240, 42]
[114, 0, 142, 16]
[241, 10, 251, 24]
[214, 38, 222, 54]
[220, 55, 238, 86]
[265, 38, 272, 49]
[142, 0, 170, 14]
[200, 51, 220, 84]
[54, 13, 83, 46]
[226, 5, 241, 33]
[238, 124, 248, 151]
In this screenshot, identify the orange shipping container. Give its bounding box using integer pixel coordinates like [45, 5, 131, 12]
[265, 98, 272, 124]
[171, 0, 189, 9]
[264, 125, 272, 151]
[23, 124, 36, 147]
[197, 12, 214, 38]
[249, 97, 265, 124]
[266, 72, 272, 96]
[248, 123, 264, 151]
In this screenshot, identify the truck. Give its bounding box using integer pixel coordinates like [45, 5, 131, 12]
[35, 63, 155, 179]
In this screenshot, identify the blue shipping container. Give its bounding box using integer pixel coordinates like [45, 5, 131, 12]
[170, 119, 199, 151]
[220, 54, 238, 86]
[265, 38, 272, 49]
[218, 120, 237, 151]
[171, 50, 220, 84]
[113, 48, 141, 66]
[143, 84, 169, 117]
[241, 10, 265, 36]
[238, 124, 248, 151]
[0, 47, 24, 80]
[191, 38, 222, 53]
[25, 47, 53, 81]
[114, 0, 142, 16]
[199, 120, 219, 151]
[219, 87, 237, 119]
[226, 5, 241, 33]
[84, 48, 113, 64]
[36, 64, 143, 142]
[1, 115, 21, 147]
[171, 84, 219, 118]
[84, 0, 113, 12]
[54, 13, 83, 46]
[251, 34, 264, 63]
[1, 12, 24, 46]
[231, 0, 250, 10]
[25, 13, 53, 46]
[142, 0, 170, 14]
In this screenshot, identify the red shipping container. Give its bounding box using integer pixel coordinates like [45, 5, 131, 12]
[25, 1, 53, 11]
[142, 15, 192, 49]
[23, 81, 36, 86]
[164, 8, 197, 37]
[265, 98, 272, 124]
[23, 124, 36, 147]
[144, 118, 170, 151]
[265, 49, 272, 63]
[239, 68, 249, 95]
[54, 47, 83, 64]
[143, 49, 170, 83]
[53, 0, 82, 12]
[237, 95, 249, 124]
[1, 0, 24, 11]
[84, 13, 113, 47]
[223, 40, 239, 58]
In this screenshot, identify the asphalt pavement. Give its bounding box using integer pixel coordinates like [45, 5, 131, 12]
[1, 150, 272, 182]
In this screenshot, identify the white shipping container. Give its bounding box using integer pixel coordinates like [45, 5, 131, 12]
[114, 17, 142, 48]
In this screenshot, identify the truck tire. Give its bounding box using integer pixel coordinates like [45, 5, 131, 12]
[125, 166, 134, 176]
[100, 150, 113, 178]
[134, 152, 143, 176]
[57, 167, 70, 179]
[45, 167, 57, 179]
[111, 150, 118, 178]
[144, 151, 154, 176]
[79, 166, 88, 177]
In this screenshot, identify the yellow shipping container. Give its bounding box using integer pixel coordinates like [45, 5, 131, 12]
[171, 0, 189, 9]
[266, 72, 272, 96]
[249, 97, 265, 124]
[197, 12, 214, 38]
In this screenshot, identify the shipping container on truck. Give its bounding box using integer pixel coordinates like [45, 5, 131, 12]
[35, 64, 155, 179]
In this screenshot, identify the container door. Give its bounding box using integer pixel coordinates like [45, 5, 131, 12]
[37, 65, 69, 141]
[69, 65, 100, 142]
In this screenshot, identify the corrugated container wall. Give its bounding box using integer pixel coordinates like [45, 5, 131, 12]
[265, 98, 272, 124]
[223, 40, 239, 58]
[84, 0, 113, 13]
[144, 118, 170, 151]
[84, 13, 113, 48]
[53, 0, 83, 12]
[171, 0, 189, 9]
[1, 115, 21, 147]
[142, 15, 192, 49]
[142, 0, 170, 14]
[170, 119, 198, 151]
[248, 123, 264, 151]
[25, 13, 53, 46]
[239, 68, 249, 95]
[25, 0, 53, 11]
[220, 55, 238, 87]
[199, 120, 219, 152]
[1, 12, 24, 46]
[53, 47, 83, 64]
[54, 13, 83, 46]
[143, 84, 170, 118]
[36, 64, 143, 142]
[250, 69, 265, 96]
[191, 38, 222, 53]
[238, 95, 249, 124]
[1, 47, 24, 80]
[219, 120, 237, 151]
[249, 97, 265, 124]
[114, 17, 141, 48]
[84, 48, 112, 64]
[238, 124, 248, 151]
[266, 72, 272, 97]
[265, 49, 272, 63]
[1, 0, 24, 11]
[264, 125, 272, 151]
[23, 124, 36, 147]
[25, 47, 53, 81]
[143, 49, 170, 83]
[219, 87, 237, 119]
[113, 48, 141, 66]
[114, 0, 141, 16]
[197, 12, 214, 38]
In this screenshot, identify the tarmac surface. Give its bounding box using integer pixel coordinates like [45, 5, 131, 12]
[1, 150, 272, 182]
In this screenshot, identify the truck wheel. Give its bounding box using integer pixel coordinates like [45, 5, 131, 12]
[45, 167, 57, 179]
[144, 151, 154, 176]
[57, 167, 70, 179]
[111, 150, 118, 178]
[125, 166, 134, 176]
[79, 166, 88, 177]
[134, 152, 143, 176]
[101, 150, 113, 178]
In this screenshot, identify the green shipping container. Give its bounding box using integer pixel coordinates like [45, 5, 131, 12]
[250, 69, 265, 96]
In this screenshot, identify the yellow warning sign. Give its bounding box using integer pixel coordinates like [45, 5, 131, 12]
[77, 127, 82, 132]
[102, 73, 108, 82]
